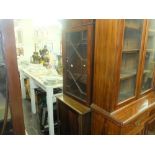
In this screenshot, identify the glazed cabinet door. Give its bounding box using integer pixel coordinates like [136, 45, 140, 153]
[63, 25, 94, 105]
[118, 19, 144, 103]
[141, 20, 155, 93]
[0, 20, 25, 134]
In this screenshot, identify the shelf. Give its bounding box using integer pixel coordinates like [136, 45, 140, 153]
[148, 29, 155, 37]
[122, 49, 139, 53]
[125, 24, 141, 30]
[146, 49, 154, 53]
[143, 69, 151, 74]
[120, 71, 136, 80]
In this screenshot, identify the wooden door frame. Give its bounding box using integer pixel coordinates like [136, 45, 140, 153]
[138, 19, 155, 97]
[62, 24, 94, 106]
[116, 19, 148, 109]
[0, 19, 25, 134]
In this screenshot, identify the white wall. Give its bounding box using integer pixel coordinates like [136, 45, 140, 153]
[14, 19, 62, 62]
[14, 20, 34, 61]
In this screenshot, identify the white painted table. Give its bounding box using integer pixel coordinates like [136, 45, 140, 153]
[19, 67, 62, 135]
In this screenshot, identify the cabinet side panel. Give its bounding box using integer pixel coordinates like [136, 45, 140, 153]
[91, 110, 106, 134]
[105, 120, 121, 135]
[58, 100, 79, 135]
[93, 20, 123, 112]
[79, 112, 91, 134]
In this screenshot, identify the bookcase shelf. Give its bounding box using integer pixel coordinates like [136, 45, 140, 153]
[125, 24, 141, 30]
[120, 71, 136, 80]
[122, 49, 139, 53]
[148, 29, 155, 37]
[146, 49, 154, 53]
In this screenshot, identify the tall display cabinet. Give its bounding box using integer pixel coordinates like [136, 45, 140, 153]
[58, 19, 155, 135]
[56, 20, 94, 134]
[92, 19, 155, 135]
[0, 20, 25, 135]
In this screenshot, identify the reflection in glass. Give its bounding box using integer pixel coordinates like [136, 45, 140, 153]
[65, 30, 87, 101]
[119, 19, 143, 102]
[141, 20, 155, 92]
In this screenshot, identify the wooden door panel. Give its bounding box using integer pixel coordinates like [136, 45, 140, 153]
[0, 20, 25, 134]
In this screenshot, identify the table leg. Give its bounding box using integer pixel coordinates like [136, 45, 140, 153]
[20, 73, 26, 99]
[46, 88, 54, 135]
[30, 78, 37, 114]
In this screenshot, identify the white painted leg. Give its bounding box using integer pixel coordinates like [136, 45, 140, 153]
[30, 78, 37, 114]
[20, 73, 26, 99]
[46, 87, 54, 135]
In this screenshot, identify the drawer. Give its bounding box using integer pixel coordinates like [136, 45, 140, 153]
[121, 111, 149, 134]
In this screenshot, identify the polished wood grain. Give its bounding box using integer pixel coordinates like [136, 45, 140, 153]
[0, 20, 25, 134]
[144, 116, 155, 134]
[57, 94, 91, 115]
[111, 92, 155, 124]
[57, 94, 91, 135]
[136, 20, 152, 97]
[93, 19, 124, 112]
[58, 101, 79, 134]
[93, 20, 151, 112]
[91, 92, 155, 134]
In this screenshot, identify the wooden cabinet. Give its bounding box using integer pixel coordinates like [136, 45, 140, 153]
[92, 19, 155, 135]
[92, 92, 155, 135]
[61, 19, 155, 135]
[145, 117, 155, 134]
[58, 20, 94, 135]
[0, 20, 25, 135]
[62, 20, 94, 105]
[144, 107, 155, 134]
[57, 94, 91, 135]
[93, 19, 149, 112]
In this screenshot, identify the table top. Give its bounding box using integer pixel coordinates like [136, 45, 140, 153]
[20, 64, 63, 89]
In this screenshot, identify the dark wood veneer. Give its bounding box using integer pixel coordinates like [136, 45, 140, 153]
[57, 94, 91, 135]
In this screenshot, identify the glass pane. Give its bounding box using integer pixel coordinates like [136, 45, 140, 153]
[118, 19, 143, 102]
[65, 30, 87, 101]
[141, 20, 155, 92]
